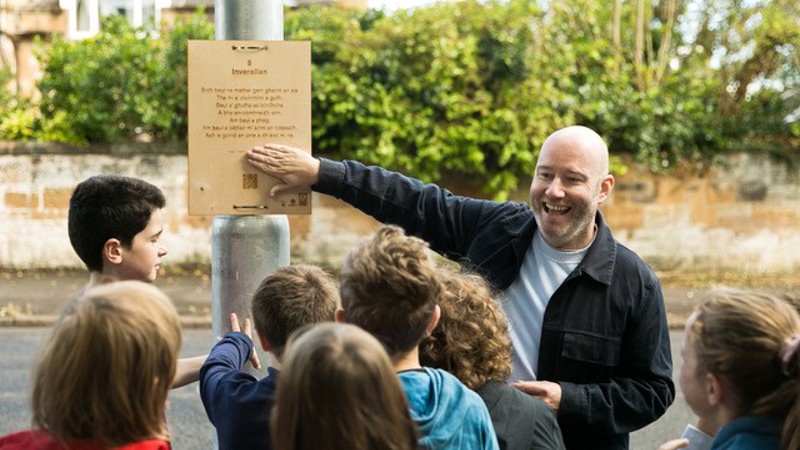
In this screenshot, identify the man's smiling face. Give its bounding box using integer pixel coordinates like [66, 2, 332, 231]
[529, 127, 614, 250]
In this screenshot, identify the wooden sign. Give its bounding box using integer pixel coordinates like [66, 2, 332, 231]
[187, 40, 311, 215]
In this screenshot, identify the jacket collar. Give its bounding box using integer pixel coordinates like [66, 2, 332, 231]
[579, 211, 617, 286]
[522, 210, 616, 286]
[503, 208, 617, 288]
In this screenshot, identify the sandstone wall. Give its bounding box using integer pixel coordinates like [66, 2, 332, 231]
[2, 143, 798, 274]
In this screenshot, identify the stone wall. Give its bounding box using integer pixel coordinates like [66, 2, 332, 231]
[604, 154, 800, 272]
[2, 142, 799, 274]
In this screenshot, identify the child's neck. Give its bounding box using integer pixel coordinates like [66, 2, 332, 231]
[86, 271, 121, 289]
[392, 348, 422, 372]
[269, 352, 282, 371]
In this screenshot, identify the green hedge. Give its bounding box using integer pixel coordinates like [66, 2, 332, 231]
[2, 1, 797, 199]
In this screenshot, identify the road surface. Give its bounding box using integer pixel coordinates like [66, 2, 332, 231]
[0, 328, 694, 449]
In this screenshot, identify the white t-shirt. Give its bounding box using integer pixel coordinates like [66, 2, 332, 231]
[503, 230, 590, 381]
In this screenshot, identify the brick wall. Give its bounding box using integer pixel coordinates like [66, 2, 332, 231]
[2, 143, 799, 273]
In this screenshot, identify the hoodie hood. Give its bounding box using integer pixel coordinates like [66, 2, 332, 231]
[398, 367, 498, 450]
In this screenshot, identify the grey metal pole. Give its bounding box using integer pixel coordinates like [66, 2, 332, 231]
[215, 0, 283, 41]
[212, 0, 288, 378]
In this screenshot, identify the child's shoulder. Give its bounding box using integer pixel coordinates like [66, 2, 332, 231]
[400, 367, 482, 401]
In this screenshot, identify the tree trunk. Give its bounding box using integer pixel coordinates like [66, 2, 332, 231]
[654, 0, 677, 85]
[635, 0, 646, 90]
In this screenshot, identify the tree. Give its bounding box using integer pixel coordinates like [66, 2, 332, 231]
[2, 1, 795, 198]
[34, 11, 212, 143]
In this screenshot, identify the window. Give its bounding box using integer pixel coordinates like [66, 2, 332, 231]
[65, 0, 100, 40]
[76, 0, 91, 32]
[100, 0, 161, 35]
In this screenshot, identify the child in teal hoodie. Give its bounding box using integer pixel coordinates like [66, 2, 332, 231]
[337, 225, 499, 450]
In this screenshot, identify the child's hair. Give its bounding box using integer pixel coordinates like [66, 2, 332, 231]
[271, 323, 418, 450]
[68, 175, 166, 272]
[250, 264, 339, 359]
[338, 225, 441, 356]
[689, 288, 800, 450]
[419, 268, 512, 389]
[31, 281, 181, 447]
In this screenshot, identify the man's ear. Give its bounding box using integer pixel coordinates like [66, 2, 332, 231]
[425, 305, 441, 336]
[597, 174, 615, 204]
[102, 238, 123, 265]
[335, 308, 347, 324]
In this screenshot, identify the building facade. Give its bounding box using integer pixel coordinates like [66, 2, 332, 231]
[0, 0, 366, 97]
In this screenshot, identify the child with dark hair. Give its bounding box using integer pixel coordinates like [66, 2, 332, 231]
[419, 268, 565, 450]
[271, 323, 419, 450]
[200, 265, 339, 450]
[338, 225, 499, 450]
[69, 175, 167, 285]
[0, 281, 181, 449]
[68, 174, 203, 388]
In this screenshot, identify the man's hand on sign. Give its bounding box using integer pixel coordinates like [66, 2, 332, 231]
[246, 144, 319, 198]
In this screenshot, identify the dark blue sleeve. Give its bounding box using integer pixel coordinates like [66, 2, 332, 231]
[199, 332, 258, 426]
[314, 158, 501, 260]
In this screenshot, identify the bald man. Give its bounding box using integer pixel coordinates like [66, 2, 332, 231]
[246, 126, 674, 450]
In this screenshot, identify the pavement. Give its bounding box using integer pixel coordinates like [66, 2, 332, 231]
[1, 268, 798, 329]
[0, 269, 213, 328]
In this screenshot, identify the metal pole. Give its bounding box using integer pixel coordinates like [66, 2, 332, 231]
[212, 0, 288, 377]
[215, 0, 283, 41]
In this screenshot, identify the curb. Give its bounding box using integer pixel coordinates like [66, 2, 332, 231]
[2, 315, 686, 330]
[666, 313, 690, 330]
[0, 315, 59, 327]
[0, 315, 212, 329]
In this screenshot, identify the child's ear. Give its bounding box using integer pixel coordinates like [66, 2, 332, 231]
[706, 372, 723, 406]
[258, 334, 272, 353]
[425, 305, 441, 336]
[335, 308, 347, 324]
[103, 239, 123, 265]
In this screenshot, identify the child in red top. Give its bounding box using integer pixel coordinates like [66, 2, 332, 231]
[0, 281, 181, 449]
